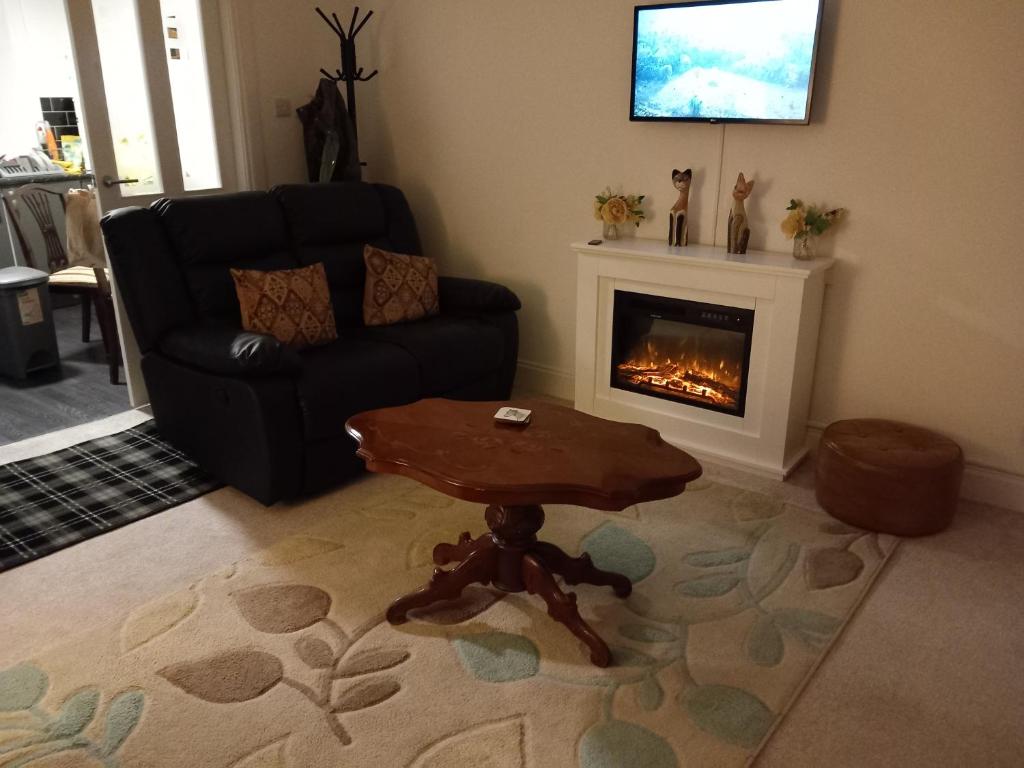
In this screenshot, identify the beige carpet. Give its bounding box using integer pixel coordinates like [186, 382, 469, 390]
[0, 472, 896, 767]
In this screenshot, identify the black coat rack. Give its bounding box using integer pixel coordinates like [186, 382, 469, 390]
[316, 5, 378, 140]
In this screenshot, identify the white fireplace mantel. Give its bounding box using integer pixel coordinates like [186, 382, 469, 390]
[573, 238, 834, 478]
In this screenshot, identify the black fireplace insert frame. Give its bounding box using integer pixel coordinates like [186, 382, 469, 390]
[610, 290, 755, 417]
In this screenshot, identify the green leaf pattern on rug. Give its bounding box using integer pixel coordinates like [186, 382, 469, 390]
[745, 615, 785, 667]
[581, 524, 656, 583]
[578, 720, 678, 768]
[0, 666, 144, 765]
[45, 688, 100, 739]
[676, 574, 741, 597]
[683, 549, 751, 567]
[741, 607, 843, 667]
[674, 537, 791, 600]
[682, 685, 775, 750]
[618, 624, 678, 643]
[100, 690, 145, 757]
[747, 541, 800, 602]
[0, 664, 48, 711]
[453, 633, 540, 683]
[635, 677, 665, 711]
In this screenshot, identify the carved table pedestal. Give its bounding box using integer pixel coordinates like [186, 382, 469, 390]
[346, 398, 702, 667]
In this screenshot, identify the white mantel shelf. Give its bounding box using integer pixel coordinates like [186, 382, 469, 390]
[571, 239, 834, 280]
[573, 238, 834, 479]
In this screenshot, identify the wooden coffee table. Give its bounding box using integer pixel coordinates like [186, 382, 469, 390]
[345, 398, 702, 666]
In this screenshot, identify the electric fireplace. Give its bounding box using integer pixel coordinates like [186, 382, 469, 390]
[610, 290, 754, 417]
[575, 239, 833, 478]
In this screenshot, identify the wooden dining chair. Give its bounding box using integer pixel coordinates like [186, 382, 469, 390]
[3, 184, 122, 383]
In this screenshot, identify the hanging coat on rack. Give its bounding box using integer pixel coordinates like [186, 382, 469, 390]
[296, 78, 361, 183]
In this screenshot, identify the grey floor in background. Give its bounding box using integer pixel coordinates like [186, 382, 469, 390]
[0, 302, 130, 445]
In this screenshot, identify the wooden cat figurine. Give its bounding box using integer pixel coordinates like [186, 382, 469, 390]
[668, 168, 692, 247]
[727, 172, 755, 254]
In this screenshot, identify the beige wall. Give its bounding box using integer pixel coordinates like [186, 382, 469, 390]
[242, 0, 1024, 477]
[235, 0, 339, 187]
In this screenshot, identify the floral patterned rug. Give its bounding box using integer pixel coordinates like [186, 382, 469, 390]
[0, 475, 896, 767]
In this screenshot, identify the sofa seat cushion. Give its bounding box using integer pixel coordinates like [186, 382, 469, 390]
[353, 316, 504, 397]
[296, 338, 419, 441]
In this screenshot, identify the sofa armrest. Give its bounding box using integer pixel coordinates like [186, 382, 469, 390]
[439, 276, 521, 314]
[159, 326, 301, 377]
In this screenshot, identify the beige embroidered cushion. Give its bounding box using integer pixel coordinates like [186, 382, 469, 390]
[231, 262, 337, 349]
[362, 245, 440, 326]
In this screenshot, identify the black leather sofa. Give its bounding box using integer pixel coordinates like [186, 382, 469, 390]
[100, 182, 520, 504]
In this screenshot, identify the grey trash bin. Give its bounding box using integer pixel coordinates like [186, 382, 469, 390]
[0, 266, 59, 378]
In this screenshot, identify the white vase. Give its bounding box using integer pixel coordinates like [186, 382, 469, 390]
[602, 222, 619, 240]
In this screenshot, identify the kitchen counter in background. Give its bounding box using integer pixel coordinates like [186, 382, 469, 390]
[0, 171, 94, 189]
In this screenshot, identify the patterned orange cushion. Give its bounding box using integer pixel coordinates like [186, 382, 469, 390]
[230, 262, 337, 349]
[362, 245, 440, 326]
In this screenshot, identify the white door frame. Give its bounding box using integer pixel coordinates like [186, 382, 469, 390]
[218, 0, 265, 190]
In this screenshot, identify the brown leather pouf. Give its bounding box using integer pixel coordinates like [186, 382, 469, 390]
[815, 419, 964, 536]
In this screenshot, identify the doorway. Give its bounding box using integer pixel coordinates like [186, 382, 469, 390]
[0, 0, 241, 445]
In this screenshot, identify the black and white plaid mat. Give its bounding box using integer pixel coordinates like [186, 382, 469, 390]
[0, 421, 222, 571]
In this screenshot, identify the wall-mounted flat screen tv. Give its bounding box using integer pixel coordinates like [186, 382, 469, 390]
[631, 0, 824, 124]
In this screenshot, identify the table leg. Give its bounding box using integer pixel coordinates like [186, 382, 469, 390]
[530, 542, 632, 598]
[433, 531, 492, 566]
[522, 553, 612, 667]
[385, 503, 631, 667]
[386, 546, 498, 625]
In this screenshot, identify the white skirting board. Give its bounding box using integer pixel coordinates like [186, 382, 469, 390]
[514, 359, 574, 402]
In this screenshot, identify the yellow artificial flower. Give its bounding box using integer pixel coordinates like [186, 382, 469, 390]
[780, 209, 804, 239]
[601, 197, 630, 225]
[593, 199, 604, 221]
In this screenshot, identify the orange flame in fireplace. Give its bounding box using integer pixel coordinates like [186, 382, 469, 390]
[616, 338, 742, 408]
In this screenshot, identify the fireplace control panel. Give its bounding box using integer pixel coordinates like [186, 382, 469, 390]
[700, 310, 745, 325]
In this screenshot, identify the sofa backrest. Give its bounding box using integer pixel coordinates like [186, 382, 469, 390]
[155, 191, 297, 323]
[102, 182, 424, 351]
[272, 183, 422, 327]
[100, 206, 195, 354]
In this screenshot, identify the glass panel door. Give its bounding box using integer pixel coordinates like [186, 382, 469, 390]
[160, 0, 221, 191]
[67, 0, 237, 210]
[66, 0, 240, 406]
[90, 0, 164, 196]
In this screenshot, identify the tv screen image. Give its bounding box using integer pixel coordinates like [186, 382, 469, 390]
[631, 0, 824, 124]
